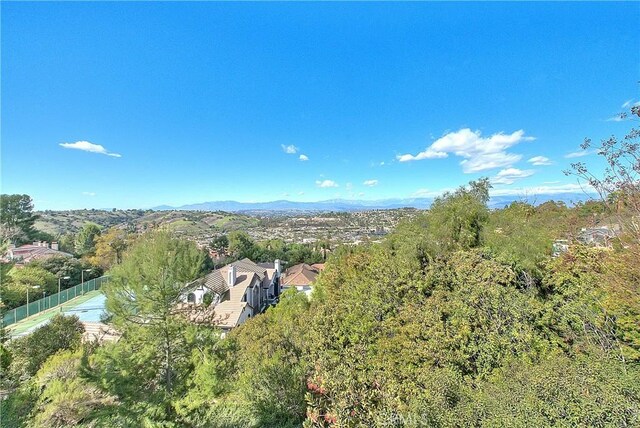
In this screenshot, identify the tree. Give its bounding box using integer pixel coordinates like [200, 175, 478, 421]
[0, 194, 38, 244]
[29, 349, 118, 428]
[427, 178, 491, 253]
[227, 230, 256, 259]
[2, 265, 58, 308]
[7, 314, 84, 383]
[210, 235, 229, 255]
[565, 102, 640, 247]
[74, 222, 102, 256]
[58, 232, 76, 254]
[103, 231, 208, 400]
[88, 227, 130, 270]
[31, 255, 103, 286]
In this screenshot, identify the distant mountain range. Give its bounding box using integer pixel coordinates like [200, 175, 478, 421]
[153, 192, 594, 213]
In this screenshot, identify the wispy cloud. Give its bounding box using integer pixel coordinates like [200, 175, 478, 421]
[397, 128, 534, 173]
[527, 156, 553, 166]
[491, 182, 595, 197]
[491, 168, 535, 185]
[316, 179, 338, 188]
[299, 154, 309, 161]
[363, 179, 378, 187]
[621, 99, 638, 109]
[60, 141, 121, 157]
[281, 144, 298, 154]
[82, 191, 96, 196]
[606, 115, 625, 122]
[411, 188, 454, 198]
[298, 191, 305, 196]
[565, 149, 594, 159]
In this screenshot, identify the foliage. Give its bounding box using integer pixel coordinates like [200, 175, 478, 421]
[87, 227, 132, 270]
[0, 194, 38, 244]
[74, 222, 102, 256]
[29, 349, 119, 428]
[6, 314, 84, 383]
[31, 255, 102, 286]
[98, 231, 223, 424]
[225, 231, 324, 265]
[210, 235, 229, 255]
[566, 103, 640, 247]
[2, 265, 58, 308]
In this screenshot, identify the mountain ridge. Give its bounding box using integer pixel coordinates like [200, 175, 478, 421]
[152, 192, 595, 212]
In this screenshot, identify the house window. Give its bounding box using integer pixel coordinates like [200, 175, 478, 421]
[187, 293, 196, 304]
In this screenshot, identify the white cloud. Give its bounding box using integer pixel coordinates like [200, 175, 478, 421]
[490, 182, 595, 197]
[345, 182, 353, 190]
[527, 156, 553, 166]
[396, 149, 448, 162]
[82, 191, 96, 196]
[298, 191, 305, 195]
[396, 128, 534, 173]
[622, 99, 634, 108]
[299, 154, 309, 161]
[316, 179, 338, 188]
[281, 144, 298, 154]
[60, 141, 121, 157]
[358, 192, 365, 197]
[411, 182, 595, 200]
[565, 149, 593, 159]
[491, 168, 535, 185]
[411, 188, 454, 198]
[363, 179, 378, 187]
[606, 115, 625, 122]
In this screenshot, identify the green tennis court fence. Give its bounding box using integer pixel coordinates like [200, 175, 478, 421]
[2, 276, 110, 327]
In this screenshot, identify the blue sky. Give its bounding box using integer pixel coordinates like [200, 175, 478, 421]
[2, 2, 639, 210]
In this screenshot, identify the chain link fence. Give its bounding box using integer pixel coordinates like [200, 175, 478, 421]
[2, 276, 110, 327]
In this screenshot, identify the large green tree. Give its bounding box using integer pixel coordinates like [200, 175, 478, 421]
[74, 222, 102, 256]
[100, 230, 218, 423]
[0, 194, 38, 244]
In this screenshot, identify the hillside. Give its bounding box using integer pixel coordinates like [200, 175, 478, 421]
[34, 209, 152, 235]
[34, 209, 260, 239]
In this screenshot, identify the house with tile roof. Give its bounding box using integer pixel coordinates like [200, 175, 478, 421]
[282, 263, 325, 296]
[3, 241, 73, 264]
[180, 258, 282, 330]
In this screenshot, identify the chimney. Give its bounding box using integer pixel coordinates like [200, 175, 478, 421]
[275, 259, 282, 274]
[51, 242, 59, 251]
[227, 265, 237, 287]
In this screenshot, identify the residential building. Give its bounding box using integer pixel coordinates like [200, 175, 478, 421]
[181, 258, 282, 330]
[282, 263, 325, 296]
[3, 241, 72, 264]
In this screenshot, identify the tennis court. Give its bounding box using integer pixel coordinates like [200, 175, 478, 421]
[8, 291, 108, 338]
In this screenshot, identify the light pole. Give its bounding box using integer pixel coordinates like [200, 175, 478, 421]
[26, 285, 40, 317]
[81, 269, 92, 294]
[58, 276, 70, 305]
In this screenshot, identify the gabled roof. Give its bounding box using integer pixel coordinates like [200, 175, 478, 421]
[190, 258, 269, 297]
[184, 258, 268, 329]
[283, 263, 321, 287]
